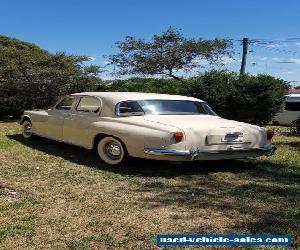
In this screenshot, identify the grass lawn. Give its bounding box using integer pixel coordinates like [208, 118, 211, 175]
[0, 122, 299, 249]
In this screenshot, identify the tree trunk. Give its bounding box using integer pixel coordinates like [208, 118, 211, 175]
[166, 69, 184, 84]
[168, 73, 185, 84]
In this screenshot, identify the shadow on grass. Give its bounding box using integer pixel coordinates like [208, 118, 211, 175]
[7, 133, 299, 180]
[7, 134, 300, 246]
[0, 118, 19, 123]
[136, 164, 300, 243]
[275, 140, 300, 149]
[8, 134, 255, 178]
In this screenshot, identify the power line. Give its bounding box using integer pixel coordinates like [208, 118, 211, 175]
[232, 37, 300, 73]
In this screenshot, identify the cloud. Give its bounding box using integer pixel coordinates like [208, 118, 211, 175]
[191, 56, 209, 65]
[289, 58, 300, 64]
[259, 56, 268, 61]
[281, 71, 296, 75]
[89, 56, 96, 61]
[249, 56, 268, 61]
[272, 57, 279, 61]
[296, 42, 300, 46]
[191, 55, 235, 66]
[266, 43, 283, 48]
[218, 55, 234, 64]
[276, 58, 300, 64]
[101, 60, 111, 66]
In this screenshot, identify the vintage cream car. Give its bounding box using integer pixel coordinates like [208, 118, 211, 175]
[20, 92, 276, 165]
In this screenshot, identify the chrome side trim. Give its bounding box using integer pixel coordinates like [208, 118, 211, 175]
[144, 148, 191, 156]
[144, 145, 277, 159]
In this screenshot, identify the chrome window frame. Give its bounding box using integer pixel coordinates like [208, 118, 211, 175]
[54, 96, 77, 111]
[115, 100, 145, 117]
[74, 95, 103, 116]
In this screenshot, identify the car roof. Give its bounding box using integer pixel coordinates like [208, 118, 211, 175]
[71, 92, 204, 103]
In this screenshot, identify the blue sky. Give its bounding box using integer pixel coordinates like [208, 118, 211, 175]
[1, 0, 300, 85]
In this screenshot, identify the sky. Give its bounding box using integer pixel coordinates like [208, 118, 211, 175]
[1, 0, 300, 86]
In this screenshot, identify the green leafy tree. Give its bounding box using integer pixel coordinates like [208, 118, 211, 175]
[109, 77, 182, 94]
[0, 35, 103, 117]
[108, 27, 231, 83]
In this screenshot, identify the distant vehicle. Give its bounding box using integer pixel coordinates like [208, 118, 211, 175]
[20, 92, 276, 166]
[273, 94, 300, 126]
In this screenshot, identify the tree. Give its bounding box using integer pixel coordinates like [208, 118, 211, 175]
[108, 27, 231, 83]
[0, 35, 103, 117]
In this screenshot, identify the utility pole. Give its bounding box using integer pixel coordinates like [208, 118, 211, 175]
[240, 38, 249, 75]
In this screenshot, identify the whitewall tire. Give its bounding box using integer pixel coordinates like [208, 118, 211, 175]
[97, 136, 128, 165]
[22, 121, 32, 138]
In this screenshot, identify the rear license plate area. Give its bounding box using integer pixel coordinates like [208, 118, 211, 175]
[221, 134, 243, 143]
[206, 133, 246, 145]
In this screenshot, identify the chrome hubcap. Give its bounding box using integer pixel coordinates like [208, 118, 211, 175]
[105, 142, 121, 159]
[24, 124, 32, 135]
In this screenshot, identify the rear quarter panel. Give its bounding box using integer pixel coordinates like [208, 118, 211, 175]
[89, 117, 187, 158]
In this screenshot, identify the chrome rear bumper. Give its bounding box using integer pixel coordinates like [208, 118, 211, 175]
[144, 145, 277, 160]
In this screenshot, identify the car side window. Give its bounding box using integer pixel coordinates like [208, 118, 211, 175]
[55, 96, 76, 111]
[285, 101, 300, 111]
[117, 101, 144, 116]
[76, 96, 101, 114]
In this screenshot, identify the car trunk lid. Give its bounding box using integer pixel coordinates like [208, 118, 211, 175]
[143, 115, 266, 149]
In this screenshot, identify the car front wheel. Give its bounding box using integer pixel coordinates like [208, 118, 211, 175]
[22, 121, 32, 138]
[97, 136, 128, 166]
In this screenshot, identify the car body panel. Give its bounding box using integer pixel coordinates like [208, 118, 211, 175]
[21, 92, 275, 161]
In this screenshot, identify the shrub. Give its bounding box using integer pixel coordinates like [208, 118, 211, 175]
[185, 71, 289, 125]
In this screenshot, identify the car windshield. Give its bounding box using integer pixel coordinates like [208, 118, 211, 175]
[117, 100, 217, 116]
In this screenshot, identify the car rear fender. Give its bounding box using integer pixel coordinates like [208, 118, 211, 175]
[90, 119, 186, 157]
[20, 114, 31, 125]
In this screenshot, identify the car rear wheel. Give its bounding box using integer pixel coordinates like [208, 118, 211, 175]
[97, 136, 128, 165]
[22, 121, 32, 138]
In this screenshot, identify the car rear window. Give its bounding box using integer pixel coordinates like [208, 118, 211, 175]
[138, 100, 217, 115]
[116, 100, 217, 116]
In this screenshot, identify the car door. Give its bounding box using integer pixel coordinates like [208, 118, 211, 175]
[62, 96, 102, 148]
[45, 96, 78, 140]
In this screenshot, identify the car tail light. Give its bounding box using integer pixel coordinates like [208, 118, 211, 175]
[173, 131, 184, 142]
[267, 130, 275, 140]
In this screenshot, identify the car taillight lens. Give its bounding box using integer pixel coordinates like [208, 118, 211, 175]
[173, 131, 184, 142]
[267, 130, 275, 140]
